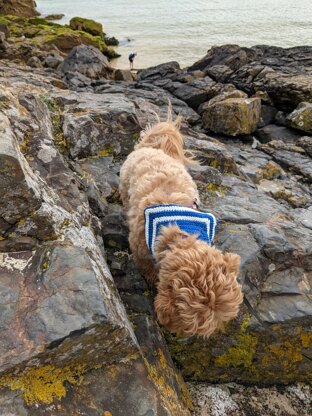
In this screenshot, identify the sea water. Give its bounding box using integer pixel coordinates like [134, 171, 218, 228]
[36, 0, 312, 69]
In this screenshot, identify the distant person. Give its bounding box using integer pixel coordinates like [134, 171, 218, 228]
[129, 52, 137, 70]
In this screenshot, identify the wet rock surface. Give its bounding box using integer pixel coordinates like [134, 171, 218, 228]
[0, 42, 311, 414]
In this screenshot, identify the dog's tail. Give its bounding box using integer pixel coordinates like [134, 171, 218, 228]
[135, 105, 195, 164]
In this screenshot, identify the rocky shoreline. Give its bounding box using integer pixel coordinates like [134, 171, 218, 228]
[0, 1, 311, 415]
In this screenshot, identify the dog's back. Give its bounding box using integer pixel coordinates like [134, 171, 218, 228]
[120, 117, 197, 212]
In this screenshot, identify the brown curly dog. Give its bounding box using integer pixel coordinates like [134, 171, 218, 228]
[119, 113, 243, 337]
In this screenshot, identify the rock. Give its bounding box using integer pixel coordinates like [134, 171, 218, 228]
[184, 134, 240, 175]
[204, 64, 234, 82]
[0, 245, 137, 373]
[0, 15, 107, 61]
[258, 105, 278, 127]
[0, 112, 41, 234]
[173, 79, 214, 110]
[61, 45, 112, 80]
[0, 0, 39, 17]
[0, 69, 191, 414]
[104, 35, 119, 46]
[275, 110, 288, 126]
[297, 136, 312, 157]
[60, 91, 140, 159]
[287, 102, 312, 134]
[43, 53, 64, 69]
[26, 56, 42, 68]
[0, 30, 9, 54]
[114, 69, 134, 82]
[44, 14, 65, 21]
[104, 46, 121, 59]
[69, 16, 103, 37]
[44, 30, 105, 53]
[137, 61, 182, 82]
[254, 72, 312, 112]
[0, 23, 9, 39]
[188, 44, 257, 74]
[256, 124, 302, 144]
[263, 149, 312, 181]
[188, 382, 311, 416]
[192, 45, 312, 112]
[202, 96, 261, 136]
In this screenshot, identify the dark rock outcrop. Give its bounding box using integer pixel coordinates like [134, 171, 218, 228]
[61, 45, 113, 82]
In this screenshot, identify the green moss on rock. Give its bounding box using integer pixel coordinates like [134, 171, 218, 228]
[2, 15, 107, 53]
[69, 16, 103, 37]
[30, 27, 106, 53]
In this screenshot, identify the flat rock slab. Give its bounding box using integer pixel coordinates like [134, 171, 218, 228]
[0, 244, 137, 375]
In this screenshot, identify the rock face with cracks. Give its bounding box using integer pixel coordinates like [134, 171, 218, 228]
[0, 63, 190, 415]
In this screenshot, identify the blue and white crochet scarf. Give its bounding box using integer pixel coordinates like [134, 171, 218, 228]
[144, 204, 217, 259]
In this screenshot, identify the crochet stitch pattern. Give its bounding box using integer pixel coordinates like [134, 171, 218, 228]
[145, 204, 217, 258]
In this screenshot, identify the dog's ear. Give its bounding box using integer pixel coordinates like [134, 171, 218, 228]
[223, 252, 240, 278]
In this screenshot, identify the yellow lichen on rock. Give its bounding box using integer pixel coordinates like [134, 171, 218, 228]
[269, 341, 303, 365]
[0, 364, 86, 405]
[215, 315, 258, 368]
[301, 333, 312, 348]
[143, 348, 191, 415]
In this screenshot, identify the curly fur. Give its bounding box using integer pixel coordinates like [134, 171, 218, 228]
[119, 114, 243, 338]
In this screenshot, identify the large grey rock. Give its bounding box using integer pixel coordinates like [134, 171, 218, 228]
[61, 45, 112, 80]
[0, 245, 136, 374]
[188, 44, 257, 74]
[137, 61, 182, 82]
[61, 92, 141, 159]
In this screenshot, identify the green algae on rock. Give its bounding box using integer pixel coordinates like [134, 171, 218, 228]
[0, 14, 120, 60]
[70, 16, 103, 37]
